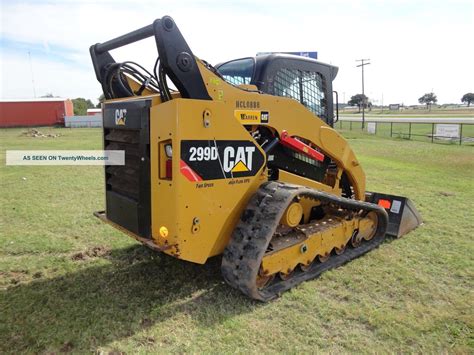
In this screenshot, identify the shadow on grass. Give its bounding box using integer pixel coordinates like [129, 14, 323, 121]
[1, 245, 258, 353]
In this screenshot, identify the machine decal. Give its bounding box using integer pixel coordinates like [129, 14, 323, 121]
[234, 110, 270, 124]
[114, 109, 127, 125]
[180, 160, 203, 182]
[235, 100, 260, 109]
[390, 200, 402, 214]
[181, 140, 265, 180]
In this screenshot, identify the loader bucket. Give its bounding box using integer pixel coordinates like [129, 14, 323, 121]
[366, 192, 422, 238]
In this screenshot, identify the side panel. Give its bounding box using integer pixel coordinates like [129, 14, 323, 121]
[197, 61, 366, 200]
[150, 99, 267, 264]
[103, 100, 151, 238]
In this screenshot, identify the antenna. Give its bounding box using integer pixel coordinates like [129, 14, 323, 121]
[28, 51, 37, 98]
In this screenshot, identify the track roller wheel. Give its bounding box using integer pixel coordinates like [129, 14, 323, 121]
[280, 201, 303, 227]
[279, 269, 295, 281]
[351, 230, 361, 248]
[318, 253, 330, 263]
[300, 259, 315, 272]
[335, 245, 346, 255]
[359, 211, 378, 241]
[256, 268, 275, 290]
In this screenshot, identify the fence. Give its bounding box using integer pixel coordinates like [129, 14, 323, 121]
[337, 118, 474, 145]
[64, 115, 102, 128]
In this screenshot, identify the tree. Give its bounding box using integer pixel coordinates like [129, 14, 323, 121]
[418, 92, 437, 110]
[348, 94, 369, 113]
[72, 98, 94, 115]
[461, 93, 474, 107]
[96, 94, 105, 108]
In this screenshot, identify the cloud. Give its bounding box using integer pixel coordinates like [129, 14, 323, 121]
[1, 0, 473, 104]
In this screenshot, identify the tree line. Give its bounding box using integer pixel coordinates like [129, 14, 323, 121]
[348, 92, 474, 112]
[43, 91, 474, 115]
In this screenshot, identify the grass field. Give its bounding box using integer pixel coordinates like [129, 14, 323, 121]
[1, 127, 473, 353]
[337, 121, 474, 145]
[340, 107, 474, 117]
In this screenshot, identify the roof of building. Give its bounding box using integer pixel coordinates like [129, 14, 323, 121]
[0, 98, 71, 103]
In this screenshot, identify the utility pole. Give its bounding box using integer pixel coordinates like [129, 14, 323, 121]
[356, 59, 370, 129]
[28, 51, 37, 98]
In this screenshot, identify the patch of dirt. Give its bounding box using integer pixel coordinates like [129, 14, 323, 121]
[108, 350, 126, 355]
[140, 318, 153, 328]
[20, 128, 61, 138]
[60, 341, 74, 353]
[439, 191, 455, 197]
[0, 270, 30, 285]
[71, 246, 111, 261]
[136, 336, 156, 347]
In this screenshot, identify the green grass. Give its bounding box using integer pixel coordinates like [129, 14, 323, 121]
[337, 120, 474, 145]
[1, 127, 473, 353]
[340, 107, 474, 117]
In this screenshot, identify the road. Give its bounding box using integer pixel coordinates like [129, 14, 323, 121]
[339, 116, 474, 124]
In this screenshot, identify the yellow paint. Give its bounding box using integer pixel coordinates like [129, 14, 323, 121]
[197, 59, 365, 200]
[149, 99, 266, 263]
[100, 55, 368, 265]
[280, 202, 303, 227]
[261, 217, 361, 275]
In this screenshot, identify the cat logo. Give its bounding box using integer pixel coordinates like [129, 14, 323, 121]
[114, 109, 127, 126]
[223, 146, 255, 173]
[181, 140, 265, 180]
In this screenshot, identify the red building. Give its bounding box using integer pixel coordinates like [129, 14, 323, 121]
[0, 98, 74, 127]
[87, 108, 102, 116]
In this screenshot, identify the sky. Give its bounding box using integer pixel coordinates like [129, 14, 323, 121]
[1, 0, 473, 105]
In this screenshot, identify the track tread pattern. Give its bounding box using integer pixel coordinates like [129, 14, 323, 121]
[221, 181, 388, 301]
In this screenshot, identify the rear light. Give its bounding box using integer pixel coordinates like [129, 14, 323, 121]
[159, 141, 172, 180]
[165, 158, 172, 179]
[165, 144, 172, 158]
[164, 143, 172, 179]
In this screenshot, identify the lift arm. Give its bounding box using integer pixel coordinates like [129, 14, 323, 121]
[89, 16, 211, 100]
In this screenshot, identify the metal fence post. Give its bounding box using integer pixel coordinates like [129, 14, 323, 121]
[409, 123, 412, 140]
[460, 124, 463, 145]
[390, 122, 393, 137]
[431, 123, 435, 143]
[350, 121, 352, 131]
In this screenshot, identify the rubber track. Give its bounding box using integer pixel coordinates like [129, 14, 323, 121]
[221, 181, 389, 301]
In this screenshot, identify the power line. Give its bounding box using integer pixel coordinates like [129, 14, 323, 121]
[356, 58, 370, 129]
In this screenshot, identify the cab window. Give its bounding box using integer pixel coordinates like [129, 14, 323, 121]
[273, 68, 327, 119]
[217, 58, 254, 85]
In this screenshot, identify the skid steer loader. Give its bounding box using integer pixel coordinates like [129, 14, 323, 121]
[90, 16, 422, 301]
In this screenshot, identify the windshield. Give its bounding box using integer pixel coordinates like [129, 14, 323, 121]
[217, 58, 254, 85]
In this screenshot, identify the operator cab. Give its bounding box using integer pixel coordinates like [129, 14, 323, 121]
[216, 54, 338, 127]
